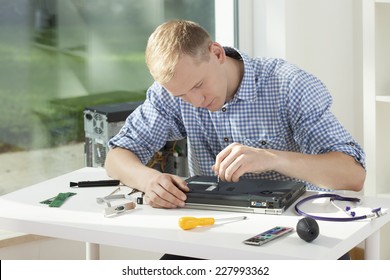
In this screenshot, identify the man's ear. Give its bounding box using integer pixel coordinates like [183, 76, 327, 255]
[209, 42, 226, 63]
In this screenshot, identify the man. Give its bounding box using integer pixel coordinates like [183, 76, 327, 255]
[105, 19, 366, 210]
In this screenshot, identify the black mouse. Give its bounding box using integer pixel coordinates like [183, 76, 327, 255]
[296, 217, 319, 242]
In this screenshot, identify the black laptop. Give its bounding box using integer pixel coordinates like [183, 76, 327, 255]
[185, 176, 306, 215]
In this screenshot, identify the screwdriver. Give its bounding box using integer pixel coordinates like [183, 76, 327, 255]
[179, 216, 247, 230]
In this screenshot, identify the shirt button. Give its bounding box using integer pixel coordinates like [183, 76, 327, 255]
[221, 107, 227, 112]
[261, 140, 267, 145]
[224, 137, 229, 142]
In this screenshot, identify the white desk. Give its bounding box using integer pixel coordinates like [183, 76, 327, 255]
[0, 167, 389, 260]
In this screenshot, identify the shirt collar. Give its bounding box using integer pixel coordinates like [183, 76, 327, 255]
[223, 47, 258, 103]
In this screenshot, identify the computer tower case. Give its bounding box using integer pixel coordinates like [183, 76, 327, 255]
[83, 101, 188, 177]
[84, 101, 143, 168]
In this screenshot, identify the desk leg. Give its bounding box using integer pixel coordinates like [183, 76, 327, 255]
[86, 242, 100, 260]
[364, 230, 380, 260]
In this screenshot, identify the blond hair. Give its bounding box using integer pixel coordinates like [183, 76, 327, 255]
[145, 20, 212, 84]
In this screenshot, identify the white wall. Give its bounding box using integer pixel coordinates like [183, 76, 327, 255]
[239, 0, 363, 143]
[285, 0, 357, 135]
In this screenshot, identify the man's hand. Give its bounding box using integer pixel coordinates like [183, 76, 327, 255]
[212, 143, 277, 182]
[212, 142, 365, 192]
[143, 173, 189, 208]
[105, 147, 189, 209]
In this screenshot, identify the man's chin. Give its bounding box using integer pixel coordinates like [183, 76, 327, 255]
[207, 106, 221, 112]
[206, 100, 223, 112]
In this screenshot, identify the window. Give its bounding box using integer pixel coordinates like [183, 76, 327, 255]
[0, 0, 236, 195]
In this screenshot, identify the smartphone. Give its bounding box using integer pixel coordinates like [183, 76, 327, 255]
[243, 226, 294, 246]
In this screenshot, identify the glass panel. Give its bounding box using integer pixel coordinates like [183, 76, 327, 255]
[0, 0, 217, 195]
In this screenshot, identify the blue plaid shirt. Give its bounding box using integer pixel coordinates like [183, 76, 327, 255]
[109, 48, 365, 191]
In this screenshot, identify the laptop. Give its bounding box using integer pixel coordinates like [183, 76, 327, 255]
[184, 175, 306, 215]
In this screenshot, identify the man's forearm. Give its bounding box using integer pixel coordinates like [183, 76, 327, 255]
[105, 147, 189, 208]
[272, 150, 366, 191]
[105, 147, 160, 192]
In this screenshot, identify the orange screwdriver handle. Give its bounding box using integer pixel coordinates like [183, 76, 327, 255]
[179, 216, 215, 230]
